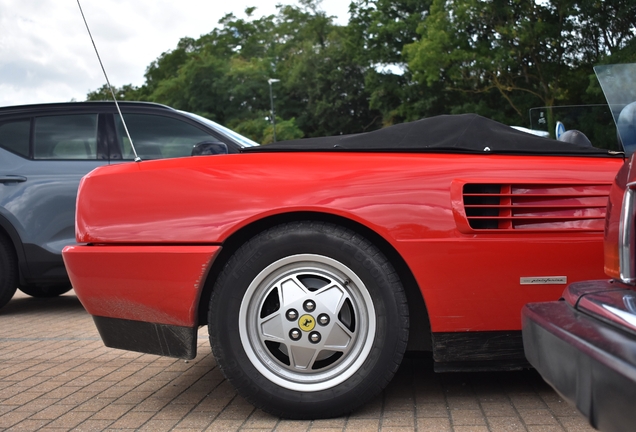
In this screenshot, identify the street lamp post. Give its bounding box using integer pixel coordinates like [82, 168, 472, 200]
[268, 78, 280, 142]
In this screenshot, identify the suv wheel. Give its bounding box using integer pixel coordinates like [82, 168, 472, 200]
[0, 233, 18, 309]
[19, 285, 72, 298]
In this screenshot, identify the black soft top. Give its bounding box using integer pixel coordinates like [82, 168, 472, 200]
[245, 114, 614, 156]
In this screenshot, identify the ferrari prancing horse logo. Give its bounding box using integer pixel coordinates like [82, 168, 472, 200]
[299, 314, 315, 332]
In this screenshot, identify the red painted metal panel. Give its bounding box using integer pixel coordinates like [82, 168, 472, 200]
[398, 237, 605, 331]
[68, 152, 623, 333]
[63, 245, 219, 327]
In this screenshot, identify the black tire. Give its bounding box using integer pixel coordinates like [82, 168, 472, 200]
[0, 233, 18, 309]
[208, 221, 409, 419]
[19, 284, 72, 298]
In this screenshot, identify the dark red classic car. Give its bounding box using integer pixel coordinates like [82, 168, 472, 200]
[63, 64, 633, 418]
[522, 66, 636, 431]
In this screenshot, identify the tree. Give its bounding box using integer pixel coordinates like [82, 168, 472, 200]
[143, 37, 197, 98]
[86, 83, 142, 101]
[576, 0, 636, 63]
[404, 0, 636, 125]
[126, 0, 380, 139]
[280, 26, 382, 136]
[348, 0, 433, 124]
[230, 115, 304, 143]
[88, 0, 635, 136]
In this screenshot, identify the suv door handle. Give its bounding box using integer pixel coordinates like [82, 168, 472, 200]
[0, 175, 27, 183]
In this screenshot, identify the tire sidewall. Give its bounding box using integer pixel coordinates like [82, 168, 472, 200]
[0, 234, 18, 309]
[209, 222, 407, 418]
[19, 284, 72, 298]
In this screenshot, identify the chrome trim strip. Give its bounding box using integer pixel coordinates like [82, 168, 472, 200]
[578, 290, 636, 336]
[602, 304, 636, 332]
[619, 188, 636, 283]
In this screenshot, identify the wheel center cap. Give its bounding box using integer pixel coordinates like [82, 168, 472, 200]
[298, 314, 316, 332]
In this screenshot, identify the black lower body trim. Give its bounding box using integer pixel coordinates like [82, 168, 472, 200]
[432, 330, 529, 371]
[93, 316, 197, 360]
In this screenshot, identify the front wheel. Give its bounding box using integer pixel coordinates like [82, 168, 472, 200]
[208, 222, 409, 419]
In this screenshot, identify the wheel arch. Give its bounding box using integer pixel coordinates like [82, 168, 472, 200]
[0, 214, 28, 279]
[197, 211, 432, 351]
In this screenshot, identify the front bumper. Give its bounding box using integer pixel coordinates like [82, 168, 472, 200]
[522, 285, 636, 432]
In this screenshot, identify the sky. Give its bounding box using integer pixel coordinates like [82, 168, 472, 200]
[0, 0, 351, 107]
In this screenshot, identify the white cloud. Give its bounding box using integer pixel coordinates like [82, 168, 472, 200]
[0, 0, 350, 107]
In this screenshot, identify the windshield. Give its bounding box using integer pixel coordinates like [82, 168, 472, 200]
[519, 63, 635, 154]
[179, 111, 260, 148]
[528, 104, 618, 152]
[595, 63, 636, 155]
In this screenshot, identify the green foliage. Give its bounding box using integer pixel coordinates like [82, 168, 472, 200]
[404, 0, 636, 124]
[229, 115, 304, 143]
[86, 84, 143, 101]
[281, 27, 383, 136]
[87, 0, 636, 136]
[262, 118, 305, 144]
[347, 0, 432, 125]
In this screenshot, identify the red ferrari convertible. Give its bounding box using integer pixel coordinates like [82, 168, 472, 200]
[63, 64, 633, 418]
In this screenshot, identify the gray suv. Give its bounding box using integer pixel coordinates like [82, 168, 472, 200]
[0, 101, 258, 308]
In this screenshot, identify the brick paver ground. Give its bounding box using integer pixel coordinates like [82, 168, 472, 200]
[0, 290, 595, 432]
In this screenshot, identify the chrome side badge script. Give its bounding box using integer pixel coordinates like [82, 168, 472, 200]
[520, 276, 567, 285]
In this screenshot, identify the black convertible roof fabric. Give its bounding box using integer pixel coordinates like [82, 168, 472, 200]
[245, 114, 614, 156]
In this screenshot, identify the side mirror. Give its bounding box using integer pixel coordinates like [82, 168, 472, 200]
[191, 141, 228, 156]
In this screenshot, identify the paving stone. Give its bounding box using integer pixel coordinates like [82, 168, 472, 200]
[107, 410, 155, 429]
[380, 411, 416, 428]
[9, 418, 52, 431]
[310, 418, 346, 429]
[487, 416, 527, 431]
[46, 409, 93, 429]
[242, 409, 279, 429]
[0, 409, 33, 428]
[88, 403, 134, 420]
[13, 398, 56, 413]
[558, 416, 597, 431]
[450, 409, 487, 426]
[518, 409, 559, 425]
[29, 402, 73, 420]
[454, 426, 491, 432]
[0, 290, 598, 432]
[525, 426, 565, 432]
[481, 402, 519, 417]
[274, 420, 311, 431]
[136, 418, 181, 431]
[417, 416, 453, 431]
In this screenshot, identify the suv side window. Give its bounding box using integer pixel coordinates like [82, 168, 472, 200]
[34, 115, 98, 160]
[115, 114, 221, 160]
[0, 120, 30, 158]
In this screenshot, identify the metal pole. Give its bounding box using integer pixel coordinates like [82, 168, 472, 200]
[268, 79, 280, 142]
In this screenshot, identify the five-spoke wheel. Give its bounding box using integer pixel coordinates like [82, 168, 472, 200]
[240, 254, 376, 391]
[208, 222, 409, 419]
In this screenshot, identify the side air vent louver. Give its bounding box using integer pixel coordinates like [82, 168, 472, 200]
[462, 183, 611, 231]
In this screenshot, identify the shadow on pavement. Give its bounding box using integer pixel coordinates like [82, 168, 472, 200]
[0, 291, 85, 316]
